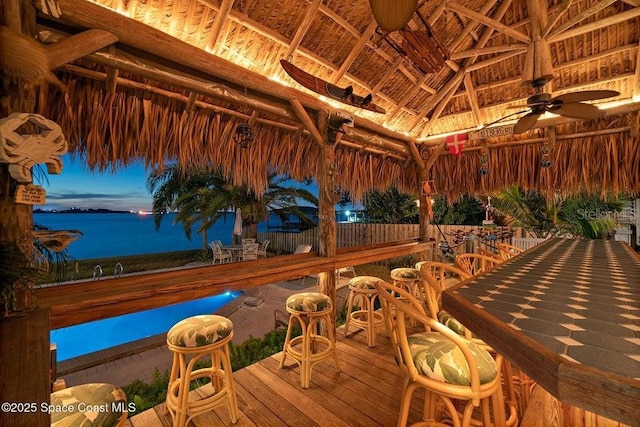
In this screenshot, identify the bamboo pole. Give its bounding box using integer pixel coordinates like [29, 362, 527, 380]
[47, 29, 118, 68]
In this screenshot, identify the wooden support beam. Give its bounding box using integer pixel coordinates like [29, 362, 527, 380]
[447, 2, 530, 43]
[419, 82, 462, 139]
[206, 0, 235, 53]
[463, 74, 482, 125]
[634, 40, 640, 99]
[410, 0, 512, 132]
[370, 57, 403, 96]
[2, 0, 22, 32]
[284, 0, 321, 60]
[542, 0, 574, 39]
[105, 45, 118, 94]
[409, 71, 465, 132]
[290, 99, 324, 147]
[446, 0, 499, 53]
[331, 19, 378, 84]
[450, 43, 527, 60]
[47, 28, 118, 69]
[407, 139, 425, 169]
[547, 7, 640, 43]
[386, 73, 432, 121]
[546, 0, 616, 40]
[466, 49, 528, 72]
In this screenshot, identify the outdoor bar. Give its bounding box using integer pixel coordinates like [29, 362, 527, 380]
[1, 0, 640, 426]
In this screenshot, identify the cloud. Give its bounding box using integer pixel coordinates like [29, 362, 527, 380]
[44, 191, 151, 211]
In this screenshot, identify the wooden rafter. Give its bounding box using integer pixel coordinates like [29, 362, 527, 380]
[386, 73, 432, 121]
[331, 19, 378, 84]
[542, 0, 574, 38]
[463, 74, 481, 125]
[546, 0, 617, 40]
[547, 7, 640, 43]
[446, 0, 498, 53]
[447, 2, 530, 43]
[450, 43, 527, 60]
[370, 57, 403, 96]
[47, 28, 117, 68]
[204, 0, 235, 53]
[283, 0, 321, 60]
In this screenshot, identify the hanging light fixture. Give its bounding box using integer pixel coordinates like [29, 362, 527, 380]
[233, 123, 254, 148]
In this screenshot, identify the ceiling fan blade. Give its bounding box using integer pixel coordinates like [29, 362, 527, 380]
[552, 90, 619, 104]
[551, 102, 605, 119]
[513, 112, 540, 134]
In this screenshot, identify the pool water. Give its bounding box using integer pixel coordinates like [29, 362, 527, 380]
[51, 292, 240, 361]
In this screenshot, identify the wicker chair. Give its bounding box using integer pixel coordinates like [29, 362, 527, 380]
[496, 243, 525, 260]
[420, 263, 520, 425]
[454, 253, 501, 276]
[375, 281, 508, 427]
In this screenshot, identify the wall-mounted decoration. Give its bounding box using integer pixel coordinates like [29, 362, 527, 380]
[479, 146, 489, 175]
[14, 184, 46, 205]
[0, 113, 68, 183]
[233, 123, 254, 149]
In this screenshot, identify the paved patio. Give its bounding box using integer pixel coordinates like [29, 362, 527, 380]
[57, 276, 351, 387]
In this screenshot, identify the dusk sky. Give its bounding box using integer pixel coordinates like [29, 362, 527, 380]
[40, 155, 152, 212]
[39, 154, 322, 212]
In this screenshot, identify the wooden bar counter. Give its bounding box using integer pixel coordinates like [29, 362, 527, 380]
[442, 239, 640, 426]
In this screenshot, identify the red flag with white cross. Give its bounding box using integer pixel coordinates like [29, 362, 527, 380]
[446, 133, 467, 157]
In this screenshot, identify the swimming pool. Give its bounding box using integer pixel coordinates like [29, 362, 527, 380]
[51, 292, 241, 361]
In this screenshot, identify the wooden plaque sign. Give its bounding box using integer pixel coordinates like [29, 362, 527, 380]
[14, 184, 46, 204]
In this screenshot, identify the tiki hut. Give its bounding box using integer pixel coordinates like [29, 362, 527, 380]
[1, 0, 639, 425]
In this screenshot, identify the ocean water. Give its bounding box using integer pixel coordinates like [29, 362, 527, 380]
[34, 212, 280, 260]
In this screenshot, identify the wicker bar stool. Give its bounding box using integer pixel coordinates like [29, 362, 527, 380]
[280, 292, 340, 388]
[343, 276, 385, 347]
[166, 315, 239, 427]
[391, 267, 422, 299]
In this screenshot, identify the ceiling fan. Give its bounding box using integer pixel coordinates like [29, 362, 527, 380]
[505, 77, 619, 134]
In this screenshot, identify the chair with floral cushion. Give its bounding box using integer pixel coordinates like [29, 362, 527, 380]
[166, 315, 239, 427]
[280, 292, 340, 388]
[420, 262, 520, 425]
[375, 281, 508, 427]
[50, 383, 128, 427]
[343, 276, 385, 347]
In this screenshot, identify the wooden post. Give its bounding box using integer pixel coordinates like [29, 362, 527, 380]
[0, 1, 51, 425]
[316, 109, 337, 333]
[418, 168, 430, 260]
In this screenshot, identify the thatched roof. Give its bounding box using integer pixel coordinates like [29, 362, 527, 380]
[5, 0, 640, 198]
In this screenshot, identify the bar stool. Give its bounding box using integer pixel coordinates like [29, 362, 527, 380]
[343, 276, 385, 347]
[166, 315, 239, 426]
[50, 383, 128, 427]
[280, 292, 340, 388]
[391, 267, 422, 300]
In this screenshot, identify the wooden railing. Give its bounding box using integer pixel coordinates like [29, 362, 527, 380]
[35, 240, 433, 329]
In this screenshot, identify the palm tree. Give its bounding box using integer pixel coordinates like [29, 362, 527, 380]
[363, 187, 419, 223]
[492, 187, 625, 238]
[147, 166, 318, 249]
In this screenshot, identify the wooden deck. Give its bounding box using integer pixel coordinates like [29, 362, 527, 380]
[122, 324, 630, 427]
[125, 326, 424, 426]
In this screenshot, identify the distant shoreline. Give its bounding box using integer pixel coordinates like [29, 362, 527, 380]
[34, 208, 132, 214]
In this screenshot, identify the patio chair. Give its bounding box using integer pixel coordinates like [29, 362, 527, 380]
[257, 239, 270, 258]
[477, 246, 502, 260]
[496, 242, 524, 260]
[210, 242, 232, 264]
[454, 253, 501, 276]
[420, 262, 521, 425]
[242, 242, 259, 261]
[375, 281, 508, 427]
